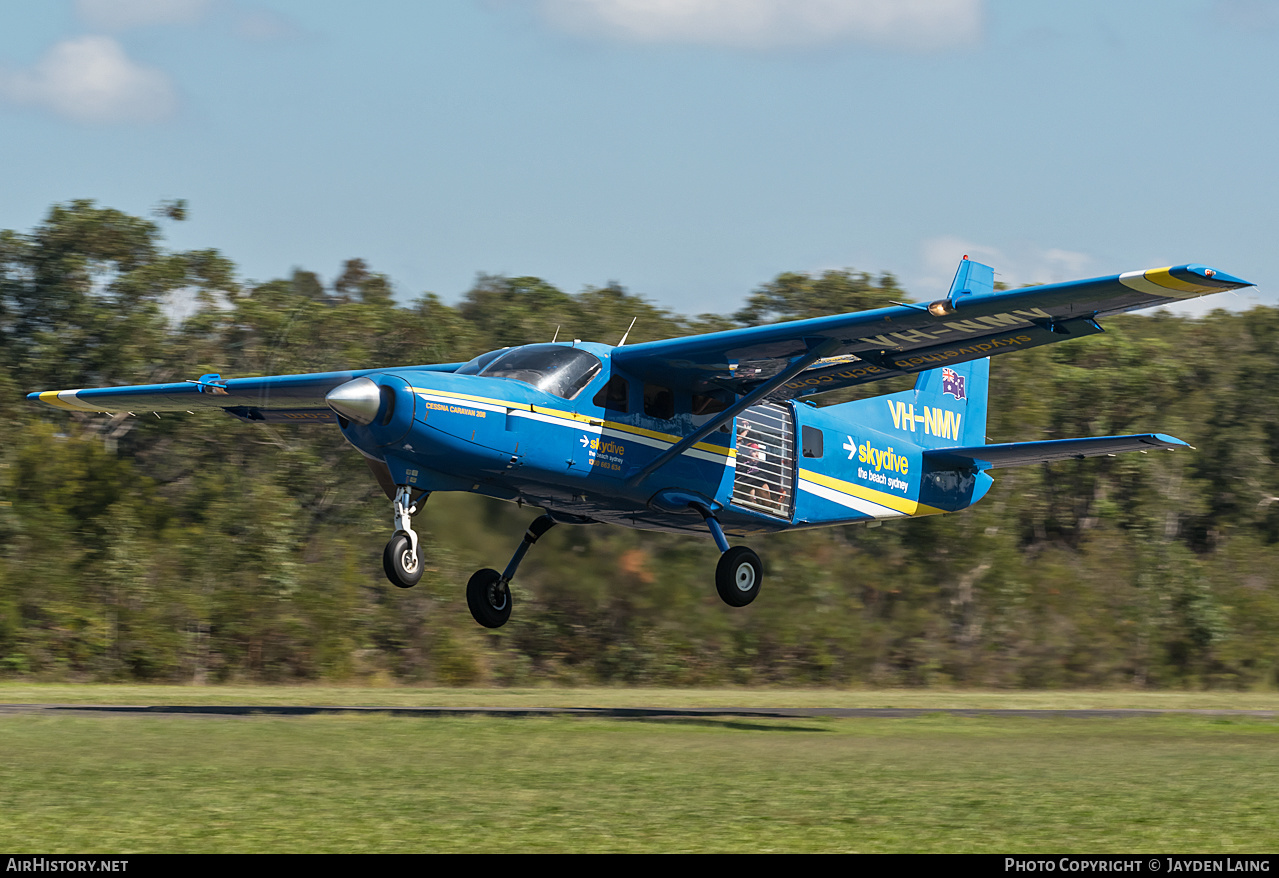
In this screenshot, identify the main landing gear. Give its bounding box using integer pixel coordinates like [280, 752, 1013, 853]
[693, 504, 763, 607]
[383, 485, 428, 589]
[467, 514, 558, 629]
[380, 494, 563, 629]
[383, 489, 761, 625]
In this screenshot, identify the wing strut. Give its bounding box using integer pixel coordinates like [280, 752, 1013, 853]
[626, 338, 840, 489]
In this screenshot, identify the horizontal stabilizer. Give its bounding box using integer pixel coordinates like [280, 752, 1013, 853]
[923, 433, 1191, 470]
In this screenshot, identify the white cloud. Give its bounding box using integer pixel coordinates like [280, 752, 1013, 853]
[75, 0, 213, 31]
[0, 36, 177, 124]
[917, 236, 1094, 297]
[538, 0, 984, 50]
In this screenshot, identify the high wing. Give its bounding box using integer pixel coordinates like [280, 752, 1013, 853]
[923, 433, 1190, 470]
[28, 260, 1251, 418]
[612, 261, 1251, 400]
[28, 363, 464, 419]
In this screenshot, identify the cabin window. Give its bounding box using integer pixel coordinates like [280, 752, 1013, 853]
[644, 384, 674, 420]
[802, 425, 824, 458]
[479, 344, 603, 399]
[593, 376, 629, 413]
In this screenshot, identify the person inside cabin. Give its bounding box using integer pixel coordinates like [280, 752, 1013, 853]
[737, 421, 772, 508]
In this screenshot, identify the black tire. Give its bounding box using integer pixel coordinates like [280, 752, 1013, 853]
[715, 546, 762, 607]
[383, 534, 423, 588]
[467, 568, 512, 629]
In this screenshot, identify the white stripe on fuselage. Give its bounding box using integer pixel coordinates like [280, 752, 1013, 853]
[797, 478, 904, 519]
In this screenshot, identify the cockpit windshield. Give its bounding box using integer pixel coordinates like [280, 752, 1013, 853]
[478, 344, 603, 399]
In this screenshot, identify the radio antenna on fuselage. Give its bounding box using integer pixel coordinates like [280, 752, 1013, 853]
[552, 325, 560, 343]
[617, 316, 638, 347]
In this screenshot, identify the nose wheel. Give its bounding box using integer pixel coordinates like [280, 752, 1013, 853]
[383, 485, 427, 589]
[383, 533, 423, 588]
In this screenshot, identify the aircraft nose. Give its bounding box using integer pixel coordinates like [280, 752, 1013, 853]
[326, 376, 382, 424]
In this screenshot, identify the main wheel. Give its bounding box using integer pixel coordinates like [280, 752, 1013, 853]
[467, 568, 512, 629]
[715, 546, 762, 607]
[383, 534, 423, 588]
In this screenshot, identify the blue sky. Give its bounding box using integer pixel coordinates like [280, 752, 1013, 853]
[1, 0, 1275, 318]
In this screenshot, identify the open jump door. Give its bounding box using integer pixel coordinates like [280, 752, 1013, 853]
[731, 402, 796, 520]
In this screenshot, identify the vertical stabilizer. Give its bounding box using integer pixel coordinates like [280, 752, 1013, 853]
[830, 357, 988, 449]
[828, 258, 994, 449]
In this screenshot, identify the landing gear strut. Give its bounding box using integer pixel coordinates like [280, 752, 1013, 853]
[383, 485, 428, 588]
[467, 514, 557, 628]
[692, 503, 762, 607]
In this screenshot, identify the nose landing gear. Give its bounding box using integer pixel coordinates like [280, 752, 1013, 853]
[383, 485, 428, 588]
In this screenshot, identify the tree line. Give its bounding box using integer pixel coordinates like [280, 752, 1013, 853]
[1, 200, 1276, 688]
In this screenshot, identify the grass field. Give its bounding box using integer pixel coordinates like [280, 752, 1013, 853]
[2, 682, 1276, 709]
[1, 686, 1276, 853]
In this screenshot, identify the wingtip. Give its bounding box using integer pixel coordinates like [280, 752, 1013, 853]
[1184, 264, 1253, 288]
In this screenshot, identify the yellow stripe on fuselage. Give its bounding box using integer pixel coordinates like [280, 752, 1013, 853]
[598, 419, 736, 459]
[411, 387, 513, 409]
[530, 404, 600, 426]
[798, 468, 945, 517]
[411, 386, 735, 460]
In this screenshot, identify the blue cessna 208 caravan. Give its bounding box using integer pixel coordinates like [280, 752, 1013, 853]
[30, 258, 1251, 628]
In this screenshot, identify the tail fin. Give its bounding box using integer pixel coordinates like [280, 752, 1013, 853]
[831, 358, 988, 448]
[828, 257, 993, 448]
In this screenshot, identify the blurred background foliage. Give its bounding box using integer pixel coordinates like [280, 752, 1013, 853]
[1, 201, 1276, 689]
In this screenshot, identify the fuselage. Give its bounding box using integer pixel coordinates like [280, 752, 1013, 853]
[334, 341, 992, 537]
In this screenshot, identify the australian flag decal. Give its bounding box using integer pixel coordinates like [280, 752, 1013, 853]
[941, 368, 966, 400]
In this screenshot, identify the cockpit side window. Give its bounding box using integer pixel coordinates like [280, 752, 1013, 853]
[479, 344, 603, 399]
[643, 384, 674, 420]
[593, 375, 629, 412]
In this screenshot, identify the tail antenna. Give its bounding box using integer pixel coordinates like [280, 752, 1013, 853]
[617, 316, 638, 347]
